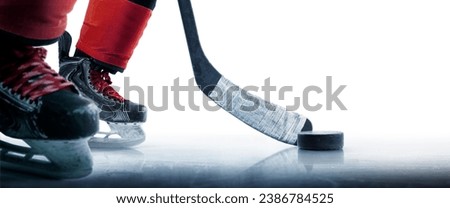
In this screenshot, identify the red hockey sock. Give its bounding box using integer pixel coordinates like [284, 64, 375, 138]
[76, 0, 153, 72]
[0, 0, 76, 44]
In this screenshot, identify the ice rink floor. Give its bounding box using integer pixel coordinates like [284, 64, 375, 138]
[1, 133, 450, 188]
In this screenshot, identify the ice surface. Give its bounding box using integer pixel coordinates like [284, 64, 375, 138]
[2, 133, 450, 187]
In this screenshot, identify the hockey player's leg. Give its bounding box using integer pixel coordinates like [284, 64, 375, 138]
[0, 0, 76, 44]
[0, 1, 100, 179]
[59, 0, 156, 148]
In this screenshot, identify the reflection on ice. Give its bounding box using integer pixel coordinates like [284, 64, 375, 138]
[2, 135, 450, 187]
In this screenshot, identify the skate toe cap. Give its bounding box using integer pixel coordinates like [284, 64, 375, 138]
[125, 100, 147, 123]
[38, 91, 100, 139]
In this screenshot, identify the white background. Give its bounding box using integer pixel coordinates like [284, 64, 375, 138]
[3, 0, 450, 203]
[45, 0, 450, 144]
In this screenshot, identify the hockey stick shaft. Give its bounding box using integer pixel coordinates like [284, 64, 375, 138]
[178, 0, 312, 145]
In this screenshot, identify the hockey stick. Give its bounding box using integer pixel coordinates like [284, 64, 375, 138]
[178, 0, 312, 145]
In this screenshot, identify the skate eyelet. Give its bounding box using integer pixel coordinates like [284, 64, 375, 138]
[19, 94, 32, 104]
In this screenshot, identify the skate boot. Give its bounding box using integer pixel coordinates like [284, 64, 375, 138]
[58, 32, 147, 148]
[0, 44, 99, 179]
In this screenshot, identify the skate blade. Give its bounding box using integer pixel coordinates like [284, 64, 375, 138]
[90, 122, 145, 148]
[0, 138, 92, 179]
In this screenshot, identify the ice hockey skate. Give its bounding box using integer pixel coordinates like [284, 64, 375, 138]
[0, 45, 99, 179]
[58, 32, 147, 148]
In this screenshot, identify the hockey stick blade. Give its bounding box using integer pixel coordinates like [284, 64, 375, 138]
[178, 0, 312, 145]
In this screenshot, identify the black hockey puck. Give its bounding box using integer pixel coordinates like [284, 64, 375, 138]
[297, 131, 344, 150]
